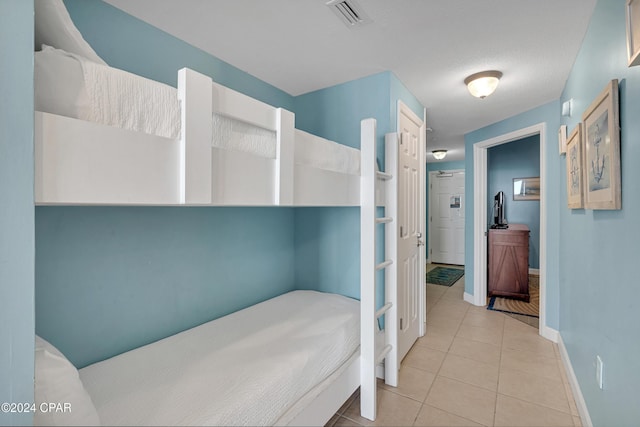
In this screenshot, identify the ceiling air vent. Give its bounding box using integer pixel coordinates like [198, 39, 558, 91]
[326, 0, 372, 28]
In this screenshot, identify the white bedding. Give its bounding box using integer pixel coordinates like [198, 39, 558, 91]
[35, 45, 181, 139]
[79, 290, 360, 426]
[35, 46, 361, 175]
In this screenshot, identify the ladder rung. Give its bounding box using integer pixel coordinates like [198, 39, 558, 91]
[376, 171, 392, 180]
[375, 260, 393, 270]
[376, 344, 392, 365]
[376, 217, 393, 224]
[376, 303, 392, 319]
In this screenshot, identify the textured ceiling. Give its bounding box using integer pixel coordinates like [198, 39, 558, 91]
[104, 0, 597, 162]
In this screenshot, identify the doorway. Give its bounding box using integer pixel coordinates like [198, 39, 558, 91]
[428, 170, 465, 265]
[472, 123, 555, 341]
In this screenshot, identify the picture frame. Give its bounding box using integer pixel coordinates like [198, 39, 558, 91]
[558, 124, 567, 155]
[627, 0, 640, 67]
[513, 177, 540, 201]
[566, 124, 584, 209]
[581, 79, 621, 210]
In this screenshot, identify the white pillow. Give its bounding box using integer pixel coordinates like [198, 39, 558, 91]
[34, 335, 101, 426]
[35, 45, 91, 120]
[34, 0, 107, 65]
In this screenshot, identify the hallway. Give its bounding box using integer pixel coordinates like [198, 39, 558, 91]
[328, 274, 581, 426]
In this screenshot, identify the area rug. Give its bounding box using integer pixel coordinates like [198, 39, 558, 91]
[426, 266, 464, 287]
[487, 275, 539, 318]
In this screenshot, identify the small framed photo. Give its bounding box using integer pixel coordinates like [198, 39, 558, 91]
[558, 125, 567, 155]
[627, 0, 640, 66]
[566, 124, 584, 209]
[581, 80, 621, 210]
[513, 177, 540, 201]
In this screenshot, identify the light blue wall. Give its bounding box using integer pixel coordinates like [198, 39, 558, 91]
[36, 207, 295, 368]
[464, 100, 561, 330]
[0, 1, 35, 425]
[294, 73, 424, 303]
[487, 135, 540, 268]
[64, 0, 294, 110]
[37, 1, 298, 368]
[558, 0, 640, 424]
[293, 73, 391, 303]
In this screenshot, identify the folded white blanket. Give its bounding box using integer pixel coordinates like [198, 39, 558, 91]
[78, 55, 181, 139]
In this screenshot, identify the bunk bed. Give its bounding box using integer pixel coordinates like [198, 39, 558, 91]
[33, 0, 400, 424]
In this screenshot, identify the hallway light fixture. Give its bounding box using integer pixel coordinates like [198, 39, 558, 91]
[432, 150, 447, 160]
[464, 70, 503, 99]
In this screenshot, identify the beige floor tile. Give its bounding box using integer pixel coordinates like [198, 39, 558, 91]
[325, 413, 341, 427]
[498, 368, 571, 413]
[439, 353, 499, 391]
[500, 347, 562, 382]
[502, 330, 556, 359]
[424, 376, 496, 426]
[573, 415, 583, 426]
[494, 394, 575, 427]
[417, 329, 455, 352]
[413, 404, 484, 427]
[463, 311, 506, 329]
[334, 415, 365, 426]
[343, 388, 422, 426]
[456, 323, 503, 346]
[425, 316, 462, 336]
[380, 365, 436, 402]
[449, 336, 502, 366]
[563, 379, 580, 417]
[402, 345, 446, 374]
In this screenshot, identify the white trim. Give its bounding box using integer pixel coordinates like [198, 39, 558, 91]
[529, 268, 540, 275]
[463, 292, 475, 305]
[472, 123, 549, 338]
[540, 325, 558, 343]
[558, 335, 593, 427]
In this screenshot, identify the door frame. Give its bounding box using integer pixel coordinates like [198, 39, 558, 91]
[428, 169, 465, 265]
[397, 100, 426, 338]
[471, 122, 555, 341]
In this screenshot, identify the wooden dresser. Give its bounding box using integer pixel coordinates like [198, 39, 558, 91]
[488, 224, 530, 302]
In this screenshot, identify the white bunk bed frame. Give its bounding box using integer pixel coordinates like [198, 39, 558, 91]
[34, 68, 398, 424]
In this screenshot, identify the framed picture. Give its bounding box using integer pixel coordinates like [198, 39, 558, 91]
[566, 124, 584, 209]
[513, 177, 540, 201]
[558, 124, 567, 155]
[581, 80, 621, 210]
[627, 0, 640, 66]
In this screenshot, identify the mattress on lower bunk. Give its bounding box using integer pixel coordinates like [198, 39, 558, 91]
[35, 46, 362, 176]
[78, 290, 360, 426]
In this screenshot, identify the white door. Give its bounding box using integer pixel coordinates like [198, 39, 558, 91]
[429, 171, 465, 265]
[396, 104, 424, 362]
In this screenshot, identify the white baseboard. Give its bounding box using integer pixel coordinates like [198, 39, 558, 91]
[540, 325, 558, 343]
[558, 334, 592, 427]
[463, 292, 479, 306]
[529, 267, 540, 275]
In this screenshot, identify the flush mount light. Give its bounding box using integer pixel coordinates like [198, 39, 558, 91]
[432, 150, 447, 160]
[464, 70, 503, 99]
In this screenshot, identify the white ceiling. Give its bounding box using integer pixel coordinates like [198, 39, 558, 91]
[103, 0, 597, 162]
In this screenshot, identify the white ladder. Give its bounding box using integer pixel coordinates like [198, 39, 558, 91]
[360, 120, 398, 421]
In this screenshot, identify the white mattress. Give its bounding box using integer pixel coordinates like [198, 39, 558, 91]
[79, 290, 360, 426]
[35, 46, 361, 175]
[35, 45, 181, 139]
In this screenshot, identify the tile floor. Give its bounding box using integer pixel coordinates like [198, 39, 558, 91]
[326, 268, 582, 427]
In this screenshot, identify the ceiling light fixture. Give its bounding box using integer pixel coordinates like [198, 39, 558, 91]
[432, 150, 447, 160]
[464, 70, 503, 99]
